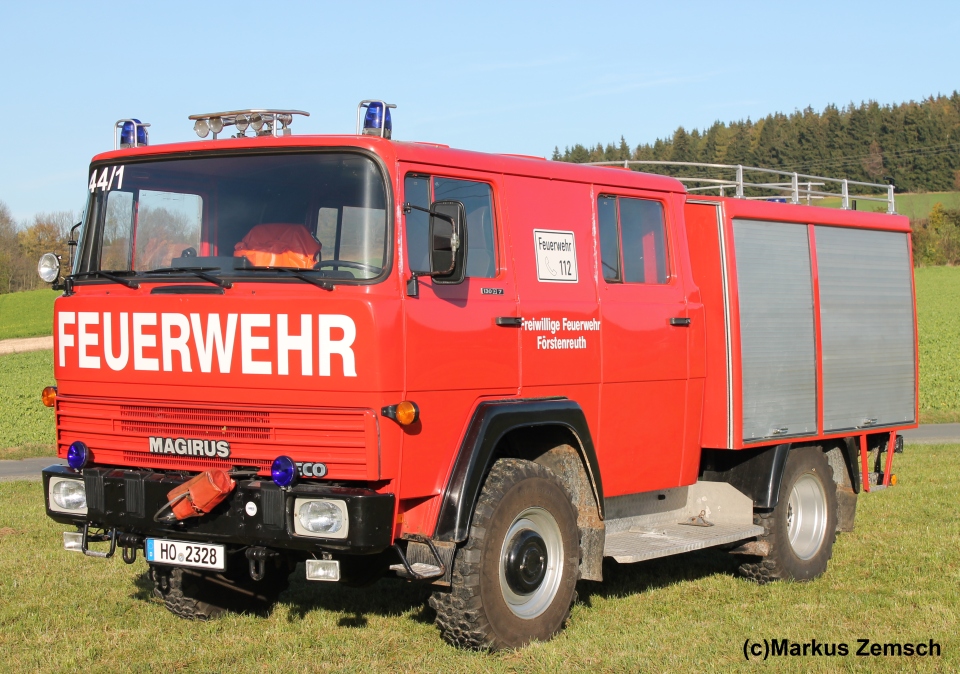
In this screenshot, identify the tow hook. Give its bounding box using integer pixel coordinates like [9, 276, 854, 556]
[81, 523, 117, 558]
[117, 533, 144, 564]
[245, 547, 278, 581]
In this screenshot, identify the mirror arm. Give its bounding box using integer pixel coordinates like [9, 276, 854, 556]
[402, 202, 455, 225]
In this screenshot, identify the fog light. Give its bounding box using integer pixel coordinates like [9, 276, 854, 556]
[41, 386, 57, 407]
[298, 500, 343, 534]
[305, 559, 340, 582]
[271, 455, 297, 488]
[67, 441, 91, 470]
[52, 480, 87, 510]
[63, 531, 83, 551]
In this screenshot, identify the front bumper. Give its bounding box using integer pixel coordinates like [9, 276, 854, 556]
[42, 465, 395, 554]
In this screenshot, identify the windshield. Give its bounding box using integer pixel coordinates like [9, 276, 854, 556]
[77, 152, 389, 282]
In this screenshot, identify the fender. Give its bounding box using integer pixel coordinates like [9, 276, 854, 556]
[700, 444, 791, 510]
[841, 437, 862, 493]
[433, 398, 604, 543]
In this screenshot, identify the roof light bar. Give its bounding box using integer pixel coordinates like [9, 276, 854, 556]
[356, 100, 396, 139]
[188, 109, 309, 139]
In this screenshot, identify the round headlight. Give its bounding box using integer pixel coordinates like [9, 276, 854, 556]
[209, 116, 224, 134]
[38, 253, 60, 283]
[67, 441, 91, 470]
[250, 113, 264, 132]
[52, 480, 87, 510]
[194, 118, 210, 138]
[271, 455, 297, 488]
[298, 500, 343, 534]
[235, 114, 250, 133]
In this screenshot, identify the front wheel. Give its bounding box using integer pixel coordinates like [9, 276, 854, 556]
[430, 458, 580, 650]
[739, 446, 838, 583]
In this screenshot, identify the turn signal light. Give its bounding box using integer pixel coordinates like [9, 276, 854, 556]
[41, 386, 57, 407]
[382, 401, 419, 426]
[889, 474, 898, 486]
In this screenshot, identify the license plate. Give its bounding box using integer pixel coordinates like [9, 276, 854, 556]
[145, 538, 225, 571]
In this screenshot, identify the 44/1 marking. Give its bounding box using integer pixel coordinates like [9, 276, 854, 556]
[88, 165, 125, 193]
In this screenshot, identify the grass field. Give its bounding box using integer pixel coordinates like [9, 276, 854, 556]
[0, 443, 955, 671]
[915, 266, 960, 423]
[818, 191, 960, 219]
[0, 350, 56, 459]
[0, 288, 58, 340]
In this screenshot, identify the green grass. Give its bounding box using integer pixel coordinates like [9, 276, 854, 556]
[915, 266, 960, 423]
[818, 191, 960, 219]
[0, 444, 956, 671]
[0, 288, 57, 340]
[0, 350, 56, 459]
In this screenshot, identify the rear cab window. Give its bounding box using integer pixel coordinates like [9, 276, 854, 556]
[597, 195, 669, 284]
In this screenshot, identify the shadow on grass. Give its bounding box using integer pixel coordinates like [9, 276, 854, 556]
[576, 547, 744, 607]
[129, 548, 743, 628]
[281, 565, 435, 626]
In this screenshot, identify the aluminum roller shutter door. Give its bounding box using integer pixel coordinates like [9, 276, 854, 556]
[734, 219, 817, 442]
[815, 226, 915, 431]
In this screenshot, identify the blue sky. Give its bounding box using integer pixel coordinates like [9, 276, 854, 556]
[2, 0, 958, 222]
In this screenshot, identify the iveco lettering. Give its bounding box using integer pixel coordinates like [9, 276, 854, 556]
[39, 102, 917, 650]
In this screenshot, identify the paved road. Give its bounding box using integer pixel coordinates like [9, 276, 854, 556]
[1, 425, 956, 482]
[0, 336, 54, 355]
[0, 457, 63, 482]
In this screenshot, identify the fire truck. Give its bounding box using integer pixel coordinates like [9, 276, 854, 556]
[38, 103, 916, 650]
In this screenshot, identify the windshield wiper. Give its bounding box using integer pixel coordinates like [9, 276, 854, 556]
[71, 270, 140, 289]
[246, 267, 334, 291]
[146, 267, 233, 289]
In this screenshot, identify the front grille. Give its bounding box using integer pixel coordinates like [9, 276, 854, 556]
[120, 405, 272, 440]
[58, 396, 380, 480]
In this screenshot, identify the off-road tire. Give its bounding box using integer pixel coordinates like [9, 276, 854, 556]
[150, 557, 292, 620]
[429, 458, 580, 650]
[739, 446, 838, 584]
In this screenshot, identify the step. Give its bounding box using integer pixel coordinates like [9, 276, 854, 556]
[389, 562, 444, 579]
[603, 522, 765, 564]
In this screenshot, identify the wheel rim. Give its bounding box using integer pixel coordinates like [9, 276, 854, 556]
[499, 507, 564, 619]
[786, 472, 828, 560]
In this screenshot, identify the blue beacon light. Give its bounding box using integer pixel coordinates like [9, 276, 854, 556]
[362, 103, 392, 139]
[120, 119, 149, 147]
[67, 441, 92, 470]
[271, 455, 298, 488]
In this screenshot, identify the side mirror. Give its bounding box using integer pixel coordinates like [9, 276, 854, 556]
[429, 200, 467, 285]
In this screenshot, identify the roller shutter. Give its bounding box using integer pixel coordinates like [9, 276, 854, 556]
[734, 219, 817, 442]
[815, 226, 915, 431]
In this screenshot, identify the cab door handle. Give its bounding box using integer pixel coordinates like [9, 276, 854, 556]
[669, 317, 691, 327]
[496, 317, 523, 327]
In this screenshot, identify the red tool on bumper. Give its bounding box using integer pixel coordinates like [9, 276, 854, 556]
[165, 470, 236, 520]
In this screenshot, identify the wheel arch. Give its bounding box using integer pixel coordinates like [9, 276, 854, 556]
[433, 398, 604, 544]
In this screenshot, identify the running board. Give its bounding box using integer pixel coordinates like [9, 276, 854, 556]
[602, 481, 764, 564]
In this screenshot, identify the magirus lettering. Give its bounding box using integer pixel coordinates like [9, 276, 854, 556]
[149, 437, 230, 458]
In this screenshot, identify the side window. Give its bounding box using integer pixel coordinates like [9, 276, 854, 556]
[597, 195, 669, 284]
[404, 175, 431, 273]
[404, 174, 497, 278]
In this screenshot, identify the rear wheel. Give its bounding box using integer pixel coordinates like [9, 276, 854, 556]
[739, 446, 838, 583]
[150, 555, 292, 620]
[430, 458, 580, 650]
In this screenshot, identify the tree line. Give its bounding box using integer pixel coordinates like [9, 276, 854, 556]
[554, 93, 960, 194]
[0, 201, 76, 293]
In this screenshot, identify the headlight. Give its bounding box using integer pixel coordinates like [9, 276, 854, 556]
[52, 479, 86, 511]
[297, 500, 345, 535]
[38, 253, 60, 283]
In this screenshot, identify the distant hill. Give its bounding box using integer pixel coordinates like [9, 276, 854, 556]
[554, 93, 960, 194]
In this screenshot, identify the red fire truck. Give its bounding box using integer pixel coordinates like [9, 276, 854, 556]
[39, 103, 916, 650]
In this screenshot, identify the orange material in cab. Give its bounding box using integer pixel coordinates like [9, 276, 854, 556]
[234, 222, 322, 268]
[167, 470, 237, 520]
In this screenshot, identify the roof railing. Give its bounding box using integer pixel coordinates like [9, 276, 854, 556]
[586, 160, 896, 214]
